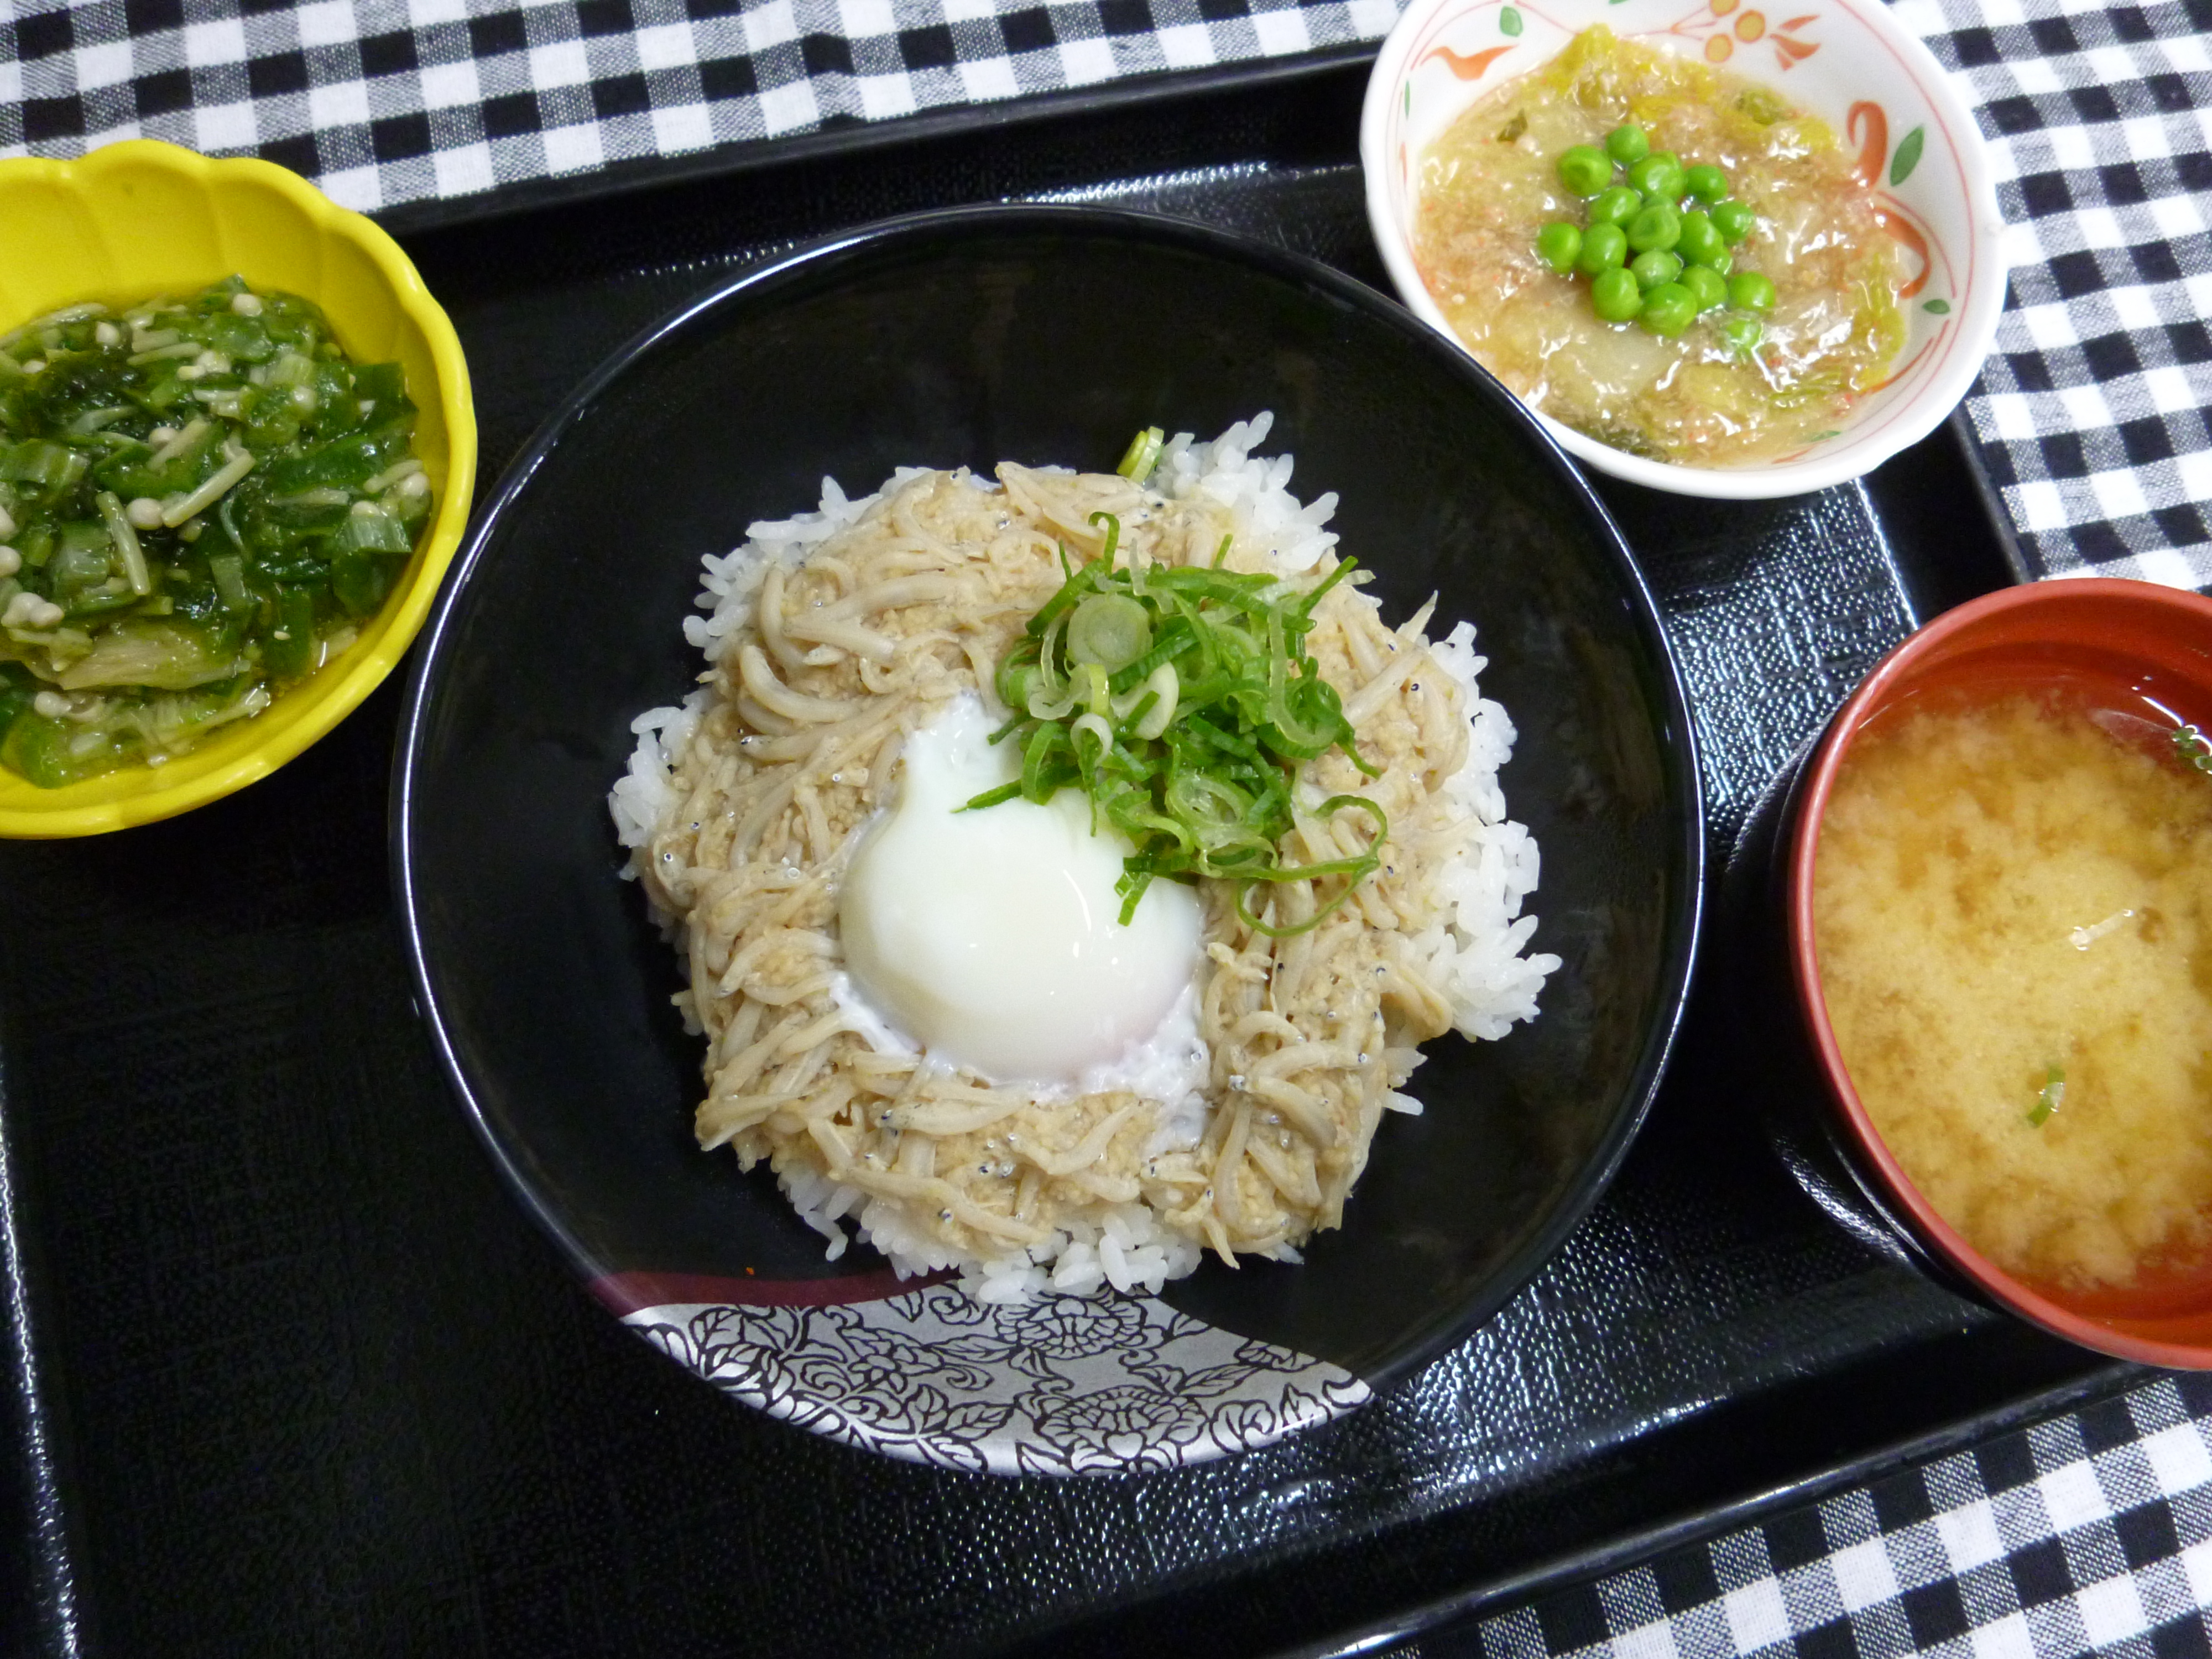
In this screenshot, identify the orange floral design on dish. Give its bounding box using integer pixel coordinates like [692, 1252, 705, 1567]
[1421, 42, 1518, 78]
[1664, 0, 1819, 70]
[1849, 101, 1938, 299]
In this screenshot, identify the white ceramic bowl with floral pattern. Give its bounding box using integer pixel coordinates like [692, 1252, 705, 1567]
[1360, 0, 2006, 498]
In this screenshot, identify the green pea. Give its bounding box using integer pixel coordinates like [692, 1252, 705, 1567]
[1676, 211, 1727, 268]
[1604, 123, 1651, 166]
[1638, 281, 1697, 337]
[1625, 202, 1681, 254]
[1728, 270, 1778, 314]
[1589, 185, 1642, 228]
[1630, 249, 1683, 290]
[1536, 222, 1583, 274]
[1627, 153, 1683, 201]
[1721, 316, 1765, 356]
[1681, 263, 1729, 312]
[1591, 267, 1644, 323]
[1684, 164, 1729, 204]
[1712, 199, 1756, 243]
[1576, 221, 1629, 275]
[1557, 145, 1614, 197]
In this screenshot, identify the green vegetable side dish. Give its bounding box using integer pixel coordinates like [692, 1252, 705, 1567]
[1538, 121, 1765, 342]
[963, 427, 1387, 938]
[0, 276, 431, 787]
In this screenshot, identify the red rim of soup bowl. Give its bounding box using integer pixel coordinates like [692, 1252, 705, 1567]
[1786, 577, 2212, 1369]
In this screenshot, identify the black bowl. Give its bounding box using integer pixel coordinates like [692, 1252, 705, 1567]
[394, 205, 1703, 1474]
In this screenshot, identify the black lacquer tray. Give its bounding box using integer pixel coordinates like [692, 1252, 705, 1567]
[0, 61, 2138, 1659]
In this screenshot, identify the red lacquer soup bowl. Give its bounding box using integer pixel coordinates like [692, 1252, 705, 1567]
[1786, 578, 2212, 1368]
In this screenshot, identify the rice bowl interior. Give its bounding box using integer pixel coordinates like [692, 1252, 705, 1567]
[611, 416, 1562, 1303]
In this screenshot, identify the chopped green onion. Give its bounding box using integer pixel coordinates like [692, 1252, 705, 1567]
[161, 442, 256, 527]
[264, 588, 317, 679]
[326, 505, 411, 556]
[1023, 555, 1098, 640]
[1067, 592, 1152, 670]
[2174, 723, 2212, 774]
[93, 490, 152, 596]
[1233, 796, 1391, 938]
[1117, 426, 1165, 483]
[0, 440, 87, 493]
[2027, 1064, 2065, 1128]
[65, 407, 132, 436]
[207, 552, 253, 613]
[1070, 709, 1114, 759]
[1125, 663, 1178, 740]
[969, 467, 1386, 925]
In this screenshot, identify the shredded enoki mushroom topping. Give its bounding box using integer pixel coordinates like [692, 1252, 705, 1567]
[640, 463, 1483, 1267]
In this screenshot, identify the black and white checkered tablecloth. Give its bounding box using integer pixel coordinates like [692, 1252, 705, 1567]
[1, 0, 2209, 586]
[1898, 0, 2212, 589]
[1449, 1374, 2212, 1659]
[0, 0, 1396, 210]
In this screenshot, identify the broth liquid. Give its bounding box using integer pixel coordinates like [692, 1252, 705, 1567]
[1813, 680, 2212, 1294]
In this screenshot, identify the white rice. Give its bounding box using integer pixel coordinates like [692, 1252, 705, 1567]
[610, 414, 1561, 1298]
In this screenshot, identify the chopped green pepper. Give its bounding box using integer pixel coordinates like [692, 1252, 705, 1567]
[0, 276, 433, 786]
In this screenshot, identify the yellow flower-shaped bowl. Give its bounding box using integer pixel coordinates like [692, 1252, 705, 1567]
[0, 139, 474, 836]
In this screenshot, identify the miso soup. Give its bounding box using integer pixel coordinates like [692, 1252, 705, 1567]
[1813, 691, 2212, 1291]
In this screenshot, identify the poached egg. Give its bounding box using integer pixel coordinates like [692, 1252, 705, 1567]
[837, 697, 1203, 1086]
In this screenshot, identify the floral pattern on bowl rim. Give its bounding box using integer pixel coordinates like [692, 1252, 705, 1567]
[596, 1272, 1371, 1476]
[1360, 0, 2006, 499]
